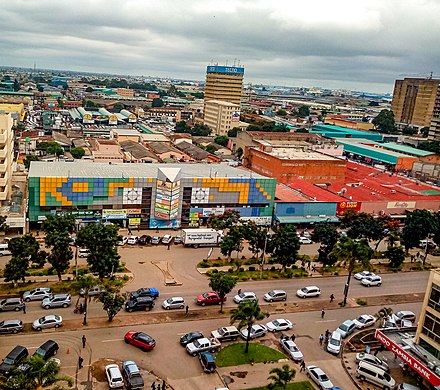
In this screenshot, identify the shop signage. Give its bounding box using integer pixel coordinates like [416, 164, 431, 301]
[387, 201, 416, 209]
[126, 209, 141, 215]
[240, 216, 272, 225]
[375, 330, 440, 386]
[129, 218, 140, 226]
[102, 209, 126, 219]
[56, 210, 102, 219]
[336, 201, 361, 214]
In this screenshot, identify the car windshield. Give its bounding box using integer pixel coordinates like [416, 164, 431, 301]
[35, 348, 45, 356]
[238, 293, 246, 298]
[193, 339, 202, 347]
[339, 324, 348, 331]
[319, 373, 329, 381]
[383, 373, 392, 381]
[54, 315, 60, 321]
[357, 316, 366, 323]
[3, 358, 14, 365]
[330, 338, 341, 346]
[268, 290, 276, 296]
[395, 312, 405, 319]
[273, 320, 280, 326]
[202, 293, 209, 298]
[218, 328, 226, 335]
[301, 288, 308, 293]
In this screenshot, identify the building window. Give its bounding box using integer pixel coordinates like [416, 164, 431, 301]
[428, 283, 440, 313]
[421, 312, 440, 345]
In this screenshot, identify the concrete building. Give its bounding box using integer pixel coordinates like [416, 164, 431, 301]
[0, 114, 14, 202]
[90, 139, 124, 163]
[204, 65, 244, 106]
[27, 162, 276, 229]
[429, 87, 440, 141]
[204, 100, 240, 135]
[391, 77, 440, 128]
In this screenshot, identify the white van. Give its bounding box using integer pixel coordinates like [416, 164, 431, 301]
[0, 244, 12, 256]
[78, 248, 90, 258]
[357, 361, 396, 390]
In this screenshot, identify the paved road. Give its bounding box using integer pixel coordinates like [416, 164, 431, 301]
[0, 302, 423, 390]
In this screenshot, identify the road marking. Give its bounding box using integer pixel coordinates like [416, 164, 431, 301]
[101, 339, 121, 343]
[316, 319, 336, 323]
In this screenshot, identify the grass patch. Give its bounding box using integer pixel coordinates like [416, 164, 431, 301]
[216, 343, 286, 367]
[356, 298, 368, 306]
[245, 382, 314, 390]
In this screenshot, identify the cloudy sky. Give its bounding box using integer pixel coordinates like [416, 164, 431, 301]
[1, 0, 439, 93]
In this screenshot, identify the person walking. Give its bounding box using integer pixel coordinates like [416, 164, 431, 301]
[78, 356, 84, 369]
[238, 288, 242, 295]
[82, 335, 86, 348]
[128, 226, 132, 235]
[321, 309, 325, 319]
[151, 382, 156, 390]
[185, 305, 189, 315]
[290, 333, 296, 342]
[22, 302, 26, 314]
[325, 329, 330, 340]
[329, 294, 334, 303]
[300, 360, 306, 372]
[319, 334, 324, 345]
[162, 379, 166, 389]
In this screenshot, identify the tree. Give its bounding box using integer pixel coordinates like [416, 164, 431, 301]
[402, 126, 417, 135]
[386, 246, 405, 268]
[376, 307, 393, 326]
[42, 214, 75, 281]
[24, 155, 39, 169]
[418, 140, 440, 154]
[267, 364, 296, 389]
[206, 144, 217, 154]
[190, 123, 211, 136]
[98, 290, 125, 322]
[220, 226, 244, 261]
[85, 86, 94, 92]
[175, 121, 191, 133]
[208, 209, 241, 230]
[298, 105, 310, 117]
[75, 275, 97, 325]
[76, 223, 120, 278]
[269, 225, 300, 270]
[339, 209, 360, 229]
[330, 237, 373, 305]
[45, 142, 64, 156]
[311, 223, 339, 265]
[209, 271, 237, 313]
[214, 135, 229, 146]
[401, 209, 436, 253]
[152, 98, 164, 107]
[230, 300, 269, 353]
[70, 147, 85, 159]
[246, 224, 269, 259]
[372, 109, 397, 134]
[421, 127, 430, 137]
[276, 109, 287, 116]
[3, 256, 28, 285]
[228, 127, 240, 137]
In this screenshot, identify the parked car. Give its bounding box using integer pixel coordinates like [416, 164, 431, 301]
[105, 363, 124, 389]
[356, 352, 389, 371]
[233, 291, 257, 304]
[22, 287, 52, 302]
[263, 289, 287, 302]
[32, 315, 63, 331]
[122, 360, 144, 389]
[0, 298, 24, 312]
[174, 235, 182, 244]
[335, 319, 356, 338]
[42, 294, 71, 309]
[0, 319, 23, 334]
[162, 297, 185, 310]
[299, 237, 312, 244]
[327, 331, 342, 355]
[354, 271, 376, 280]
[124, 331, 156, 351]
[80, 285, 105, 297]
[33, 340, 59, 360]
[361, 275, 382, 287]
[356, 361, 396, 390]
[117, 236, 128, 246]
[419, 239, 437, 249]
[240, 324, 267, 340]
[78, 248, 90, 258]
[162, 235, 173, 245]
[138, 234, 152, 245]
[129, 287, 159, 300]
[211, 326, 240, 342]
[125, 297, 155, 312]
[127, 236, 139, 245]
[306, 365, 334, 389]
[0, 345, 28, 376]
[199, 351, 216, 373]
[196, 292, 226, 306]
[353, 314, 376, 329]
[280, 337, 303, 361]
[180, 331, 204, 346]
[296, 286, 321, 298]
[392, 310, 416, 325]
[151, 236, 161, 245]
[266, 319, 293, 332]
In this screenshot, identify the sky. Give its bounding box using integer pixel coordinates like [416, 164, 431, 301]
[1, 0, 439, 93]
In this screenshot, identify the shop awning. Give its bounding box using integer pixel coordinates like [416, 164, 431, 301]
[275, 216, 340, 224]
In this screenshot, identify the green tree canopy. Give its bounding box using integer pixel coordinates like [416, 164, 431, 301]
[214, 135, 229, 146]
[268, 364, 296, 389]
[386, 246, 405, 268]
[208, 271, 237, 313]
[402, 209, 436, 252]
[152, 98, 164, 107]
[98, 290, 125, 322]
[372, 109, 397, 134]
[311, 222, 339, 265]
[298, 105, 310, 117]
[230, 300, 269, 353]
[269, 225, 300, 270]
[276, 109, 287, 116]
[208, 209, 241, 230]
[228, 127, 240, 137]
[175, 120, 191, 133]
[70, 147, 85, 159]
[220, 226, 244, 261]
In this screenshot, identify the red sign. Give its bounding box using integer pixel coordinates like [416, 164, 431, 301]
[336, 201, 361, 215]
[375, 330, 440, 386]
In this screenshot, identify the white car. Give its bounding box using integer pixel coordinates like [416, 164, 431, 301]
[105, 364, 124, 389]
[361, 275, 382, 287]
[354, 270, 376, 280]
[306, 365, 334, 389]
[240, 324, 267, 339]
[162, 297, 185, 310]
[127, 236, 138, 245]
[117, 236, 128, 246]
[353, 314, 376, 329]
[162, 235, 173, 244]
[327, 331, 342, 355]
[263, 289, 287, 302]
[299, 237, 312, 244]
[32, 315, 63, 331]
[280, 338, 303, 361]
[356, 352, 389, 372]
[296, 286, 321, 298]
[266, 319, 293, 332]
[233, 292, 257, 304]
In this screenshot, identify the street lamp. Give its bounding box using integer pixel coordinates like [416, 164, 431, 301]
[260, 230, 271, 280]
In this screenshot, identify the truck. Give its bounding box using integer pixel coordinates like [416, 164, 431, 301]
[186, 337, 221, 356]
[122, 360, 144, 389]
[181, 228, 224, 248]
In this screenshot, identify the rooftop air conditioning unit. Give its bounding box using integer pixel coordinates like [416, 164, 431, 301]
[390, 190, 396, 194]
[319, 215, 326, 218]
[371, 192, 376, 195]
[305, 215, 311, 219]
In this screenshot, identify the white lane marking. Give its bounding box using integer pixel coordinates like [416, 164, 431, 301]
[316, 319, 337, 323]
[101, 339, 121, 343]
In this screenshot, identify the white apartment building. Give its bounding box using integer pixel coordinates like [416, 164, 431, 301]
[0, 114, 14, 202]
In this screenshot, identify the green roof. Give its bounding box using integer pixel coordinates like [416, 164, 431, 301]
[381, 142, 434, 157]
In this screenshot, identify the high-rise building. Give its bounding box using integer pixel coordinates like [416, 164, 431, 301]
[428, 91, 440, 141]
[204, 100, 240, 136]
[0, 114, 14, 202]
[391, 77, 440, 129]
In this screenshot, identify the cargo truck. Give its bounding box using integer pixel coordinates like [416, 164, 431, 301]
[181, 228, 223, 248]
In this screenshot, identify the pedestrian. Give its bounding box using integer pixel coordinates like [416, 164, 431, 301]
[410, 254, 415, 263]
[82, 335, 86, 348]
[321, 309, 325, 319]
[128, 226, 132, 235]
[238, 288, 242, 295]
[22, 302, 26, 314]
[329, 294, 335, 303]
[162, 379, 166, 389]
[151, 382, 156, 390]
[78, 356, 84, 369]
[300, 360, 306, 372]
[156, 384, 161, 390]
[185, 305, 189, 315]
[416, 251, 420, 260]
[325, 329, 330, 340]
[374, 349, 379, 356]
[290, 333, 296, 342]
[319, 334, 324, 345]
[156, 227, 159, 233]
[307, 261, 311, 270]
[167, 242, 171, 250]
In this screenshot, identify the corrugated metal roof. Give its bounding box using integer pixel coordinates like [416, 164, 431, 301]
[381, 142, 434, 157]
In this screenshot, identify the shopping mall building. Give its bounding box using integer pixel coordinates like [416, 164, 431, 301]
[28, 162, 276, 229]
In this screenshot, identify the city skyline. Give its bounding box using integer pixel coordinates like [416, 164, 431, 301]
[1, 0, 439, 93]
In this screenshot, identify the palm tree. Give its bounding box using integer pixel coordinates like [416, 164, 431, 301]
[230, 300, 269, 353]
[75, 275, 97, 325]
[330, 237, 373, 306]
[268, 364, 296, 389]
[376, 307, 393, 326]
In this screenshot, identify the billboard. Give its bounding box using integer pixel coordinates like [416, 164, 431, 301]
[336, 201, 361, 215]
[206, 66, 244, 75]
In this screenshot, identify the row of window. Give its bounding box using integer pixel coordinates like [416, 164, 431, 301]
[428, 283, 440, 313]
[421, 311, 440, 345]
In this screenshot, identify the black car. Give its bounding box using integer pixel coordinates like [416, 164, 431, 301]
[199, 352, 216, 373]
[129, 287, 159, 300]
[125, 297, 155, 312]
[138, 235, 152, 245]
[0, 345, 28, 376]
[180, 331, 204, 346]
[33, 340, 59, 360]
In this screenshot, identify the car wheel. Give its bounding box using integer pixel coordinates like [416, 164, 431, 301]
[124, 338, 130, 344]
[360, 375, 365, 381]
[180, 305, 184, 309]
[25, 298, 31, 302]
[302, 295, 306, 299]
[166, 306, 170, 310]
[44, 305, 50, 310]
[12, 329, 18, 334]
[269, 299, 274, 303]
[15, 307, 20, 311]
[210, 348, 216, 353]
[128, 308, 133, 313]
[37, 327, 42, 331]
[201, 302, 206, 306]
[63, 304, 68, 308]
[378, 283, 382, 286]
[283, 297, 287, 301]
[53, 349, 58, 355]
[192, 352, 198, 357]
[55, 324, 60, 328]
[384, 386, 390, 390]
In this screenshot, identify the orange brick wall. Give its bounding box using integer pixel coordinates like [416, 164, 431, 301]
[246, 149, 346, 184]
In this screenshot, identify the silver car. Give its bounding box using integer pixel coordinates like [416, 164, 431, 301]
[0, 298, 24, 312]
[42, 294, 71, 309]
[32, 315, 63, 331]
[0, 320, 24, 334]
[22, 288, 52, 302]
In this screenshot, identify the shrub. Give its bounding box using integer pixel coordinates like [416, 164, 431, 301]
[270, 266, 276, 271]
[228, 268, 234, 273]
[356, 299, 368, 306]
[122, 275, 129, 282]
[239, 267, 245, 272]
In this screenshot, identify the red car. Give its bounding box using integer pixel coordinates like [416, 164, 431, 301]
[196, 292, 227, 306]
[124, 331, 156, 351]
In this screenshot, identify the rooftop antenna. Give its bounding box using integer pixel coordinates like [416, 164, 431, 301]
[226, 60, 228, 66]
